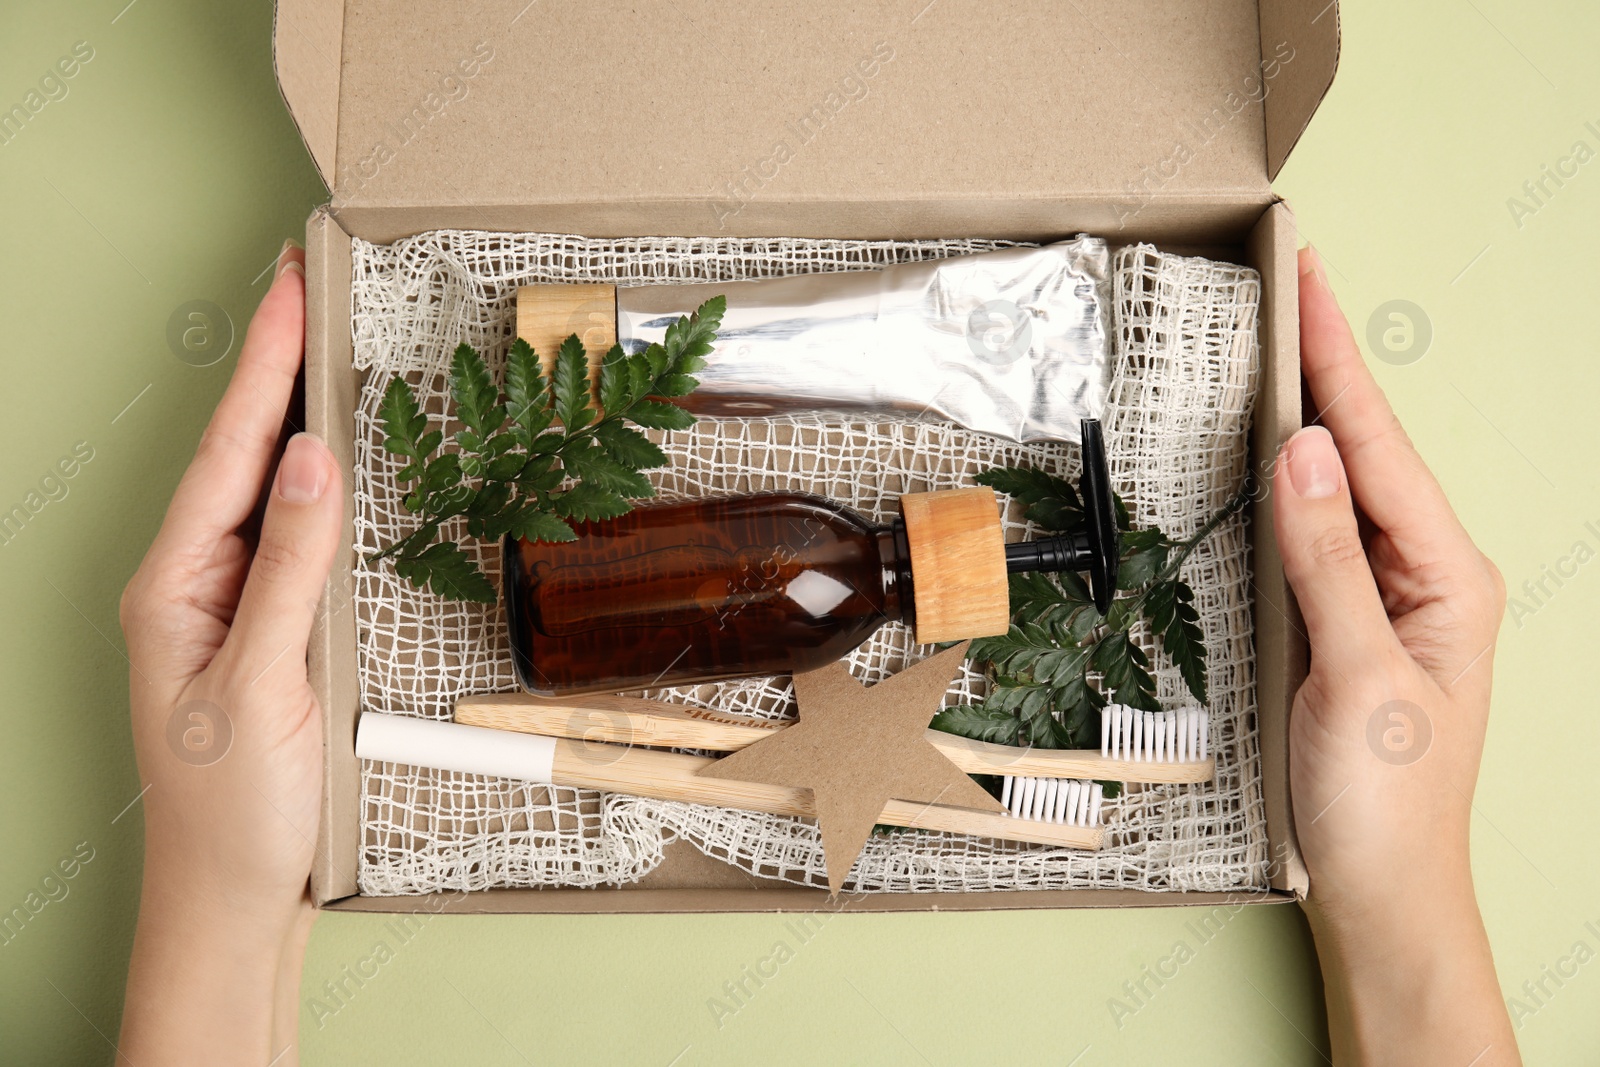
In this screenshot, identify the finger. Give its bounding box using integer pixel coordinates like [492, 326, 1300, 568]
[1273, 426, 1398, 681]
[219, 433, 342, 688]
[156, 242, 307, 555]
[1298, 246, 1474, 557]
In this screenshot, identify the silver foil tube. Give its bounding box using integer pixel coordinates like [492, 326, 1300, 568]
[615, 237, 1110, 444]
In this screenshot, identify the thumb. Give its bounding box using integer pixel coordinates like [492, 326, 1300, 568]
[1272, 426, 1396, 681]
[221, 433, 343, 686]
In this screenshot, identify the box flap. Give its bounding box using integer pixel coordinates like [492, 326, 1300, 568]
[274, 0, 1338, 230]
[1258, 0, 1340, 178]
[273, 0, 344, 187]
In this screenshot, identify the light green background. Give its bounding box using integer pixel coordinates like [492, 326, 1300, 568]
[1, 1, 1595, 1062]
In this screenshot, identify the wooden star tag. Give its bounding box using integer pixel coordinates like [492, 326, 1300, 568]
[697, 642, 1003, 894]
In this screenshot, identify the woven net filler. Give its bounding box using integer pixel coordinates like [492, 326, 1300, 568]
[350, 232, 1266, 895]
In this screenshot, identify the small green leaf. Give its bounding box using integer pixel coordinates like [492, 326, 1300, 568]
[1117, 528, 1171, 589]
[652, 373, 699, 398]
[508, 506, 578, 544]
[378, 377, 428, 460]
[1145, 578, 1208, 705]
[368, 518, 441, 562]
[395, 542, 496, 603]
[425, 482, 476, 519]
[642, 342, 669, 379]
[450, 343, 503, 441]
[598, 345, 630, 414]
[658, 296, 725, 380]
[595, 421, 668, 470]
[516, 456, 566, 494]
[483, 451, 526, 482]
[627, 399, 695, 431]
[552, 482, 630, 522]
[483, 432, 520, 457]
[421, 452, 462, 493]
[1092, 632, 1159, 711]
[1112, 491, 1131, 531]
[929, 704, 1026, 746]
[975, 466, 1084, 532]
[552, 334, 592, 431]
[625, 354, 653, 405]
[464, 481, 513, 537]
[565, 444, 654, 498]
[1007, 571, 1090, 630]
[505, 338, 553, 447]
[478, 501, 525, 541]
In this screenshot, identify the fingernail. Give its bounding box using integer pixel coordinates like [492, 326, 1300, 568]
[1298, 245, 1328, 290]
[276, 239, 304, 279]
[277, 434, 328, 504]
[1284, 426, 1341, 499]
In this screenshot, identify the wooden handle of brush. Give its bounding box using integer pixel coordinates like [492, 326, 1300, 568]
[547, 736, 1102, 850]
[355, 712, 1097, 849]
[455, 693, 1215, 784]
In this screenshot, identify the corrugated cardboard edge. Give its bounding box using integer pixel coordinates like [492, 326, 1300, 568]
[272, 0, 343, 189]
[327, 196, 1274, 247]
[322, 886, 1295, 916]
[1247, 202, 1310, 898]
[307, 207, 362, 906]
[1260, 0, 1341, 179]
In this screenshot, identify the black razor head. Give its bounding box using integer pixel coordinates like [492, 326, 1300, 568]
[999, 418, 1121, 613]
[1077, 418, 1120, 615]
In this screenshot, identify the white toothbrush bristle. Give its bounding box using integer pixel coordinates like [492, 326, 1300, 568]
[1001, 777, 1103, 827]
[1097, 705, 1211, 763]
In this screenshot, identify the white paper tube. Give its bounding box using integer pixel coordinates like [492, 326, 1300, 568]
[355, 712, 557, 784]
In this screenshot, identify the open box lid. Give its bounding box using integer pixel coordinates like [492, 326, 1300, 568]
[274, 0, 1337, 240]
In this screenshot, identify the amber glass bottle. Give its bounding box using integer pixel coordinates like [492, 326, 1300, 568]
[505, 493, 915, 694]
[504, 420, 1117, 696]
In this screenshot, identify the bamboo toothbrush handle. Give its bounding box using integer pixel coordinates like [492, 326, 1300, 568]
[455, 693, 1214, 784]
[355, 712, 1101, 850]
[545, 737, 1102, 849]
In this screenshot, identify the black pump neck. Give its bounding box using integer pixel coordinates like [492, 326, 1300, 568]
[1002, 418, 1121, 614]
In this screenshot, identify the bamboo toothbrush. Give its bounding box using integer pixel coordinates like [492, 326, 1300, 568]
[356, 712, 1106, 850]
[996, 704, 1210, 821]
[452, 693, 1214, 784]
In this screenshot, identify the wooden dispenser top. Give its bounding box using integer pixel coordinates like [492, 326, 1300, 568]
[899, 487, 1009, 644]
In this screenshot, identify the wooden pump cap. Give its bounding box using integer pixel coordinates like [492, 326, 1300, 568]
[899, 487, 1010, 644]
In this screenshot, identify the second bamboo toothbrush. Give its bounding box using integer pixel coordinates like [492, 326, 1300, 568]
[453, 692, 1214, 784]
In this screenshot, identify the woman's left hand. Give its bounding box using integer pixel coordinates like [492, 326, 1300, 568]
[119, 241, 340, 1064]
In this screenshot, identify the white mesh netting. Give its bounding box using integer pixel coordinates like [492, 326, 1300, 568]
[349, 231, 1266, 896]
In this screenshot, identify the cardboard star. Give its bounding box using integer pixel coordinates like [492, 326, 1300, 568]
[698, 642, 1003, 893]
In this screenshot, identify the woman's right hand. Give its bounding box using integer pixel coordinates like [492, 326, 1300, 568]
[1275, 247, 1517, 1065]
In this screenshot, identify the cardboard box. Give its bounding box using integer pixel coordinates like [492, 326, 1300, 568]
[276, 0, 1336, 913]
